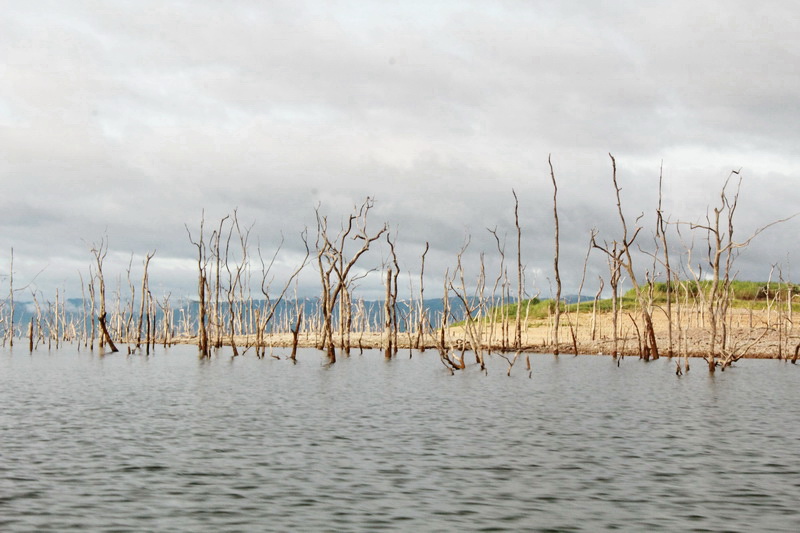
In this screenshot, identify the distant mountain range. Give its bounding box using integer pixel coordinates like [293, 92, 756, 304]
[4, 295, 588, 337]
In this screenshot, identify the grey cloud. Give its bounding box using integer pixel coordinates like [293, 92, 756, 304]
[1, 0, 798, 300]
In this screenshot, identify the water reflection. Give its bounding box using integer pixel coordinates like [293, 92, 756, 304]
[0, 345, 799, 531]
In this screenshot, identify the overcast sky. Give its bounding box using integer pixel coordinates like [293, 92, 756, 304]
[1, 0, 798, 302]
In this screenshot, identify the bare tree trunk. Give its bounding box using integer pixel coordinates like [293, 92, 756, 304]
[384, 267, 393, 359]
[449, 239, 486, 370]
[656, 165, 674, 357]
[315, 198, 387, 364]
[290, 308, 302, 362]
[136, 252, 155, 349]
[186, 214, 210, 357]
[575, 234, 592, 350]
[88, 270, 96, 350]
[608, 245, 621, 358]
[591, 276, 604, 341]
[549, 155, 561, 355]
[513, 190, 523, 350]
[7, 248, 14, 347]
[684, 171, 794, 370]
[91, 237, 119, 353]
[592, 154, 658, 360]
[415, 242, 429, 351]
[488, 226, 506, 353]
[54, 289, 60, 350]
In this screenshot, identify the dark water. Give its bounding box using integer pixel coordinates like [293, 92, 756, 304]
[1, 345, 799, 532]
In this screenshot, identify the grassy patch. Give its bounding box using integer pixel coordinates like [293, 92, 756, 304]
[480, 280, 800, 323]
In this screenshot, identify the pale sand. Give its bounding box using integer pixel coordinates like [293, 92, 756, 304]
[170, 306, 799, 359]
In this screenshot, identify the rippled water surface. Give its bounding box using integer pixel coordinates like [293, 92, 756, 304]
[1, 345, 799, 532]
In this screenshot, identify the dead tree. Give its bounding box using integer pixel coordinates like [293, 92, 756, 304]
[449, 238, 488, 370]
[592, 154, 658, 360]
[339, 282, 353, 354]
[415, 242, 429, 351]
[7, 248, 14, 346]
[436, 268, 463, 371]
[257, 231, 310, 359]
[591, 276, 604, 341]
[513, 190, 524, 350]
[573, 234, 593, 352]
[594, 230, 624, 357]
[686, 170, 796, 371]
[157, 293, 173, 347]
[384, 232, 400, 359]
[186, 213, 211, 357]
[87, 267, 97, 349]
[487, 226, 508, 352]
[549, 155, 562, 355]
[655, 164, 675, 357]
[52, 289, 61, 349]
[315, 198, 387, 363]
[136, 251, 156, 349]
[90, 237, 119, 353]
[211, 215, 230, 349]
[290, 299, 303, 362]
[384, 267, 393, 358]
[224, 211, 252, 356]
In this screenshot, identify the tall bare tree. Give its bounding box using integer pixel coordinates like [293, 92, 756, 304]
[415, 242, 429, 351]
[315, 198, 387, 363]
[90, 236, 119, 353]
[7, 248, 14, 346]
[686, 171, 795, 370]
[136, 251, 156, 349]
[549, 155, 562, 355]
[256, 230, 310, 358]
[384, 232, 400, 358]
[592, 154, 659, 360]
[186, 213, 211, 357]
[512, 190, 524, 350]
[655, 163, 675, 357]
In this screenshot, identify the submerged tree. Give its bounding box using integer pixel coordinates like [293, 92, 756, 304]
[549, 156, 562, 355]
[685, 170, 795, 371]
[90, 236, 119, 353]
[186, 214, 211, 357]
[315, 198, 387, 363]
[592, 154, 659, 361]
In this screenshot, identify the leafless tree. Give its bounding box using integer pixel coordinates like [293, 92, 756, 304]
[90, 236, 119, 353]
[512, 190, 524, 349]
[487, 226, 508, 352]
[223, 210, 252, 356]
[384, 232, 400, 358]
[686, 170, 796, 370]
[415, 242, 429, 351]
[549, 155, 562, 355]
[186, 213, 211, 357]
[591, 275, 604, 341]
[7, 249, 14, 346]
[449, 238, 487, 370]
[257, 230, 310, 358]
[655, 164, 675, 357]
[592, 154, 658, 360]
[136, 251, 156, 350]
[315, 198, 387, 363]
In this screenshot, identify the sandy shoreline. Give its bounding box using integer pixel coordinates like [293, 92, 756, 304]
[167, 307, 799, 360]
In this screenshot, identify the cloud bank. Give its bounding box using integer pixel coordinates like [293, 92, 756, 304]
[1, 0, 798, 300]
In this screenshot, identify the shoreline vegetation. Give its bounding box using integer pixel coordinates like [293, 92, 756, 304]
[2, 156, 798, 374]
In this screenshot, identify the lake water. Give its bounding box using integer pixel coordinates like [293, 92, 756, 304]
[1, 345, 799, 532]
